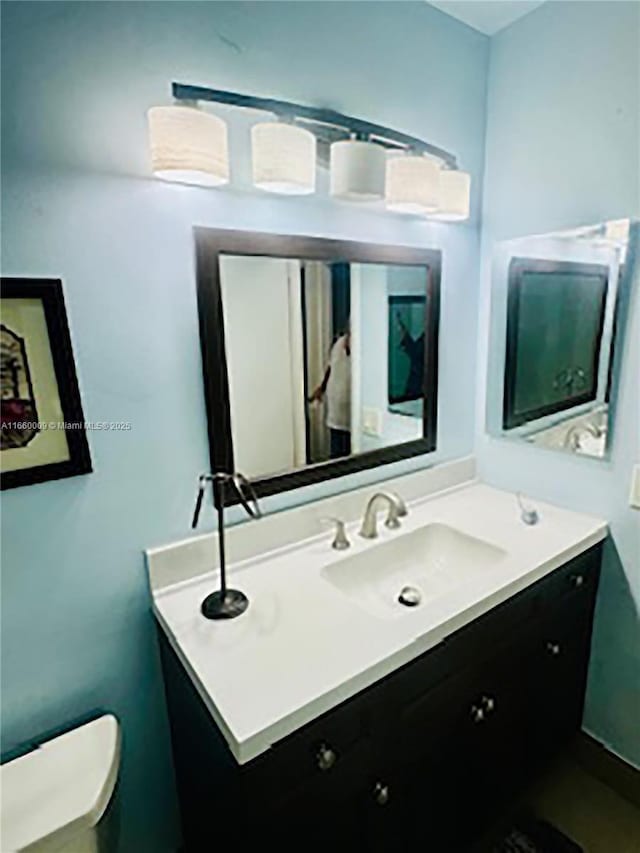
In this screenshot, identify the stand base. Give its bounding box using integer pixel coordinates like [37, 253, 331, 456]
[201, 589, 249, 620]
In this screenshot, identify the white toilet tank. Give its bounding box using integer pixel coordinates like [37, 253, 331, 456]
[1, 714, 121, 853]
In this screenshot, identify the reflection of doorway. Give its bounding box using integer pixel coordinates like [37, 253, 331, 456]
[220, 255, 307, 479]
[301, 262, 351, 464]
[331, 263, 351, 342]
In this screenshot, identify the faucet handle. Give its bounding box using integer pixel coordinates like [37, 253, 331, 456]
[321, 517, 351, 550]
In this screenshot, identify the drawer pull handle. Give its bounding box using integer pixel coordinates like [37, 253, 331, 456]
[316, 743, 337, 771]
[546, 641, 561, 656]
[481, 695, 496, 713]
[471, 705, 485, 723]
[571, 574, 585, 588]
[471, 695, 496, 723]
[374, 782, 390, 806]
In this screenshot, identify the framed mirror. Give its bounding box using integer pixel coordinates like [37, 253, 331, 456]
[486, 218, 637, 459]
[195, 229, 441, 501]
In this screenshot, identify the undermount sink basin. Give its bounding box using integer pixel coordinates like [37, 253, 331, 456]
[321, 523, 507, 619]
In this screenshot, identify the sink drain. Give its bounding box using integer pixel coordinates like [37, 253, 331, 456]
[398, 586, 422, 607]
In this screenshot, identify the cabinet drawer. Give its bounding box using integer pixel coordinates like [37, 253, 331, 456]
[533, 546, 601, 613]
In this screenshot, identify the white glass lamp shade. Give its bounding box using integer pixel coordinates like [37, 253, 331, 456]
[434, 169, 471, 221]
[385, 155, 440, 215]
[330, 139, 386, 202]
[251, 122, 316, 195]
[148, 105, 229, 187]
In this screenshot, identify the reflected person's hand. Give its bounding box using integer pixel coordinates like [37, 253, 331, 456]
[309, 386, 325, 404]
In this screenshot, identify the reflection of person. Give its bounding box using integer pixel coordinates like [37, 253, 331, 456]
[397, 312, 425, 400]
[310, 328, 351, 459]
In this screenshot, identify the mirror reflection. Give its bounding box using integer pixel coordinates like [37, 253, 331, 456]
[487, 219, 636, 459]
[219, 256, 436, 479]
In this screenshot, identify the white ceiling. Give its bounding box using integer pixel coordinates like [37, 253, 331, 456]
[428, 1, 546, 36]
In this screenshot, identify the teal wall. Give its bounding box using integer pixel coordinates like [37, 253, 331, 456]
[0, 3, 489, 850]
[478, 0, 640, 766]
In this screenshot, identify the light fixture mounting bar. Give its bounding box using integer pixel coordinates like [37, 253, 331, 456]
[172, 82, 458, 169]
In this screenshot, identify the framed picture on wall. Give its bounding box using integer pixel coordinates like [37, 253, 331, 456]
[1, 277, 92, 489]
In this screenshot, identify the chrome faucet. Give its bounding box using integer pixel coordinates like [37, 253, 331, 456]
[359, 491, 408, 539]
[564, 421, 604, 451]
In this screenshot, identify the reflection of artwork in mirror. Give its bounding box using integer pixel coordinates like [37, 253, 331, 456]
[195, 230, 440, 500]
[487, 219, 637, 460]
[388, 295, 426, 418]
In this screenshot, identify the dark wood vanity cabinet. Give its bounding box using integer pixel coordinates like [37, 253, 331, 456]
[159, 544, 602, 852]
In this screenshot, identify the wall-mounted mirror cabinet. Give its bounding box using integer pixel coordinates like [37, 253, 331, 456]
[486, 219, 637, 459]
[195, 230, 441, 500]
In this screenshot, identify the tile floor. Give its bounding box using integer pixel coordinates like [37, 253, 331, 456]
[525, 754, 640, 853]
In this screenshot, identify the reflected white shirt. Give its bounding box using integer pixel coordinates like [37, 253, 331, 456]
[326, 335, 351, 432]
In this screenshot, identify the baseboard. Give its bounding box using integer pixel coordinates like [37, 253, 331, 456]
[573, 731, 640, 808]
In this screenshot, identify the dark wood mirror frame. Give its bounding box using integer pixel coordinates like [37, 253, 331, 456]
[194, 227, 441, 505]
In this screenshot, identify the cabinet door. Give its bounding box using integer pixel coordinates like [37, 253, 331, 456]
[364, 751, 453, 852]
[361, 761, 407, 853]
[377, 646, 531, 851]
[261, 737, 372, 852]
[445, 652, 530, 841]
[525, 601, 594, 765]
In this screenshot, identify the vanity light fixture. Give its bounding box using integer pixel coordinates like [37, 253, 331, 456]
[147, 104, 229, 187]
[251, 121, 316, 195]
[432, 168, 471, 221]
[149, 83, 471, 219]
[330, 137, 387, 202]
[385, 154, 440, 215]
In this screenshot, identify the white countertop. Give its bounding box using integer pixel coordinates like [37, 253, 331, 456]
[153, 482, 607, 764]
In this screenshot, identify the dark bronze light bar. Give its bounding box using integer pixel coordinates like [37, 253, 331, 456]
[171, 81, 458, 169]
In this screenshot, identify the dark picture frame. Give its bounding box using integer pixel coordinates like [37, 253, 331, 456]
[503, 258, 609, 430]
[1, 278, 92, 489]
[194, 228, 441, 505]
